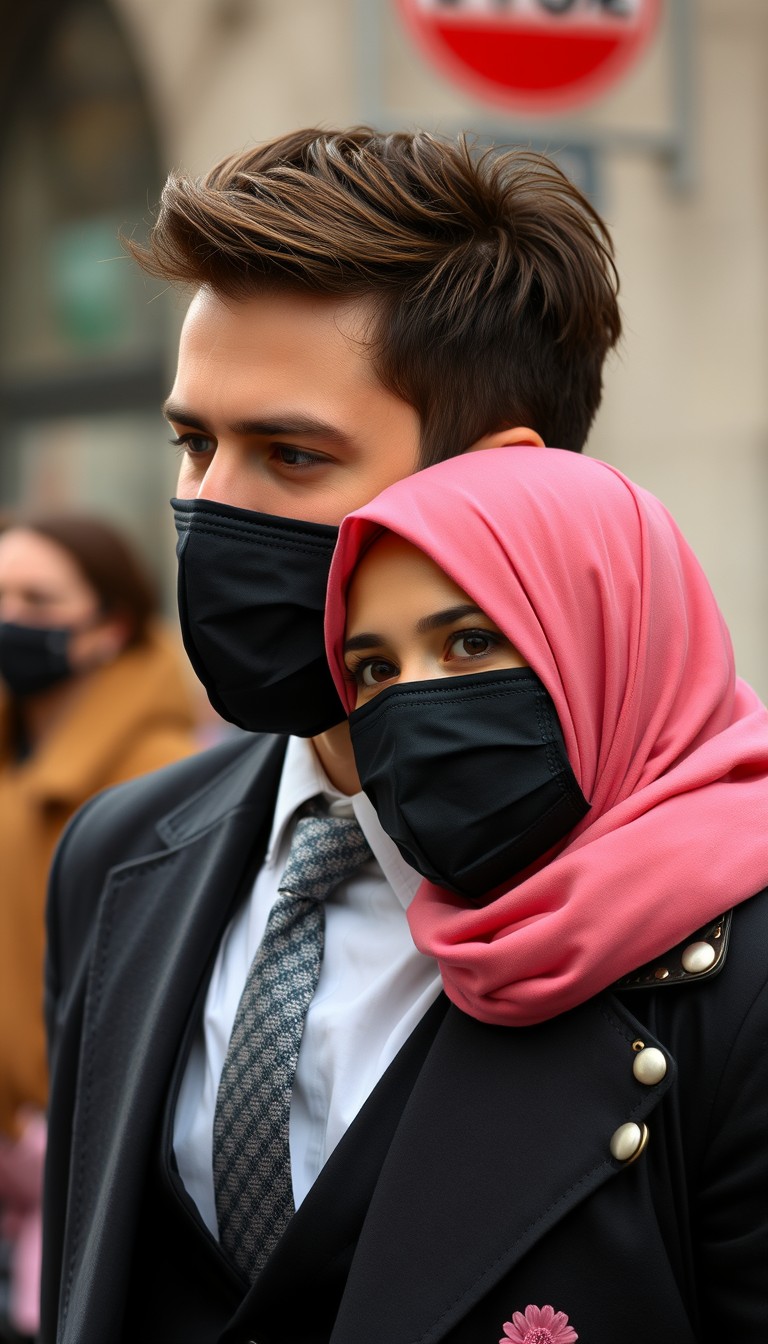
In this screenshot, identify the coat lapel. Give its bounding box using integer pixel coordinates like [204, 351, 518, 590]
[220, 995, 451, 1344]
[331, 993, 675, 1344]
[57, 735, 286, 1344]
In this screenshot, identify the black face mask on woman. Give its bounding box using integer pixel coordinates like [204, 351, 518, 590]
[173, 497, 345, 737]
[0, 621, 76, 698]
[349, 667, 590, 903]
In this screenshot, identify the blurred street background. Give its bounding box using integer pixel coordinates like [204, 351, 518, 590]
[0, 0, 766, 696]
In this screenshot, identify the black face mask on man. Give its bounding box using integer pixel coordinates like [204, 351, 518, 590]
[0, 621, 78, 698]
[349, 667, 590, 903]
[173, 497, 345, 738]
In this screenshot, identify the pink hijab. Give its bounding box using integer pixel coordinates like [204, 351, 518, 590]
[325, 447, 768, 1025]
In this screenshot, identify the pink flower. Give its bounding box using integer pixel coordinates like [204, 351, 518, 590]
[500, 1302, 578, 1344]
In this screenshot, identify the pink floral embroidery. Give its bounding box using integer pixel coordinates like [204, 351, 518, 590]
[500, 1302, 578, 1344]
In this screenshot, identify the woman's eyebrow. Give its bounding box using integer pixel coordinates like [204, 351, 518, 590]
[343, 632, 385, 655]
[416, 603, 485, 633]
[343, 604, 486, 655]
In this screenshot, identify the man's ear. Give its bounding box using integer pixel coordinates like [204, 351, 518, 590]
[467, 426, 545, 453]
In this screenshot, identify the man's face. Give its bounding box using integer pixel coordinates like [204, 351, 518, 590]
[165, 288, 422, 525]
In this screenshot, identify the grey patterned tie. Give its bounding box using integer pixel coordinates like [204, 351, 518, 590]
[212, 810, 372, 1282]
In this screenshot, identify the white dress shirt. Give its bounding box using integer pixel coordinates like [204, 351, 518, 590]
[173, 735, 443, 1238]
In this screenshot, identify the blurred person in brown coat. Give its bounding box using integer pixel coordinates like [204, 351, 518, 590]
[0, 511, 198, 1342]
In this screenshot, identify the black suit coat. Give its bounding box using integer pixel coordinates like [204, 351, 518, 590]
[41, 734, 768, 1344]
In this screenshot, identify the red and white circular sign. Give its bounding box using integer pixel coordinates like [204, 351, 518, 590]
[397, 0, 662, 115]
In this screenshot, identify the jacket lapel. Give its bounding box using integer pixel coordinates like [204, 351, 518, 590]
[220, 995, 451, 1344]
[331, 993, 675, 1344]
[58, 735, 286, 1344]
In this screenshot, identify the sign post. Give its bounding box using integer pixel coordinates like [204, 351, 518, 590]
[396, 0, 662, 115]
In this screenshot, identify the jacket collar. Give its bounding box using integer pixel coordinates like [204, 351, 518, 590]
[155, 731, 287, 846]
[613, 909, 732, 990]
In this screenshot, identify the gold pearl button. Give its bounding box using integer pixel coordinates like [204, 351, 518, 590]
[681, 940, 716, 974]
[632, 1046, 667, 1086]
[610, 1121, 649, 1164]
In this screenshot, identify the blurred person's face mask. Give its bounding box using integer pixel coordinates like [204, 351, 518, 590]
[0, 621, 78, 697]
[172, 497, 345, 737]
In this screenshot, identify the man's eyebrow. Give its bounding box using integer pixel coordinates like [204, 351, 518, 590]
[343, 605, 486, 655]
[162, 402, 354, 446]
[162, 403, 206, 429]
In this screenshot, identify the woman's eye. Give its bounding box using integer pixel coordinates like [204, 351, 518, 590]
[356, 658, 398, 687]
[448, 629, 498, 659]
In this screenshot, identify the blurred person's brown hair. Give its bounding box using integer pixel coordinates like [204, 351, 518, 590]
[3, 513, 158, 646]
[128, 127, 621, 458]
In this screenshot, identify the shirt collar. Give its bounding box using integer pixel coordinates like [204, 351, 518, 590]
[265, 736, 422, 913]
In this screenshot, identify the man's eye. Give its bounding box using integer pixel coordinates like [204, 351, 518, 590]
[169, 434, 214, 456]
[274, 445, 325, 469]
[448, 629, 499, 659]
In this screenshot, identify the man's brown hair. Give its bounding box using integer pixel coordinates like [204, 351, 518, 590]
[131, 127, 621, 460]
